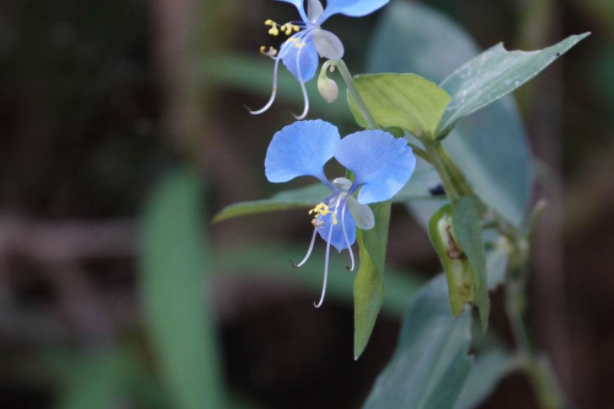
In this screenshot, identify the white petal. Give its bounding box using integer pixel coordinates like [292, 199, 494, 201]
[347, 196, 375, 230]
[313, 29, 345, 60]
[308, 0, 324, 23]
[332, 177, 352, 192]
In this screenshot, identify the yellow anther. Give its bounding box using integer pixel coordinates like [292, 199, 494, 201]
[264, 20, 280, 36]
[280, 23, 300, 36]
[311, 219, 324, 228]
[309, 203, 334, 227]
[259, 46, 278, 57]
[332, 214, 338, 226]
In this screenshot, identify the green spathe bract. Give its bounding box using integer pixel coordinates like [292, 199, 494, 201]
[348, 73, 452, 139]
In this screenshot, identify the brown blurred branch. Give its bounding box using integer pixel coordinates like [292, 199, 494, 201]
[0, 218, 138, 262]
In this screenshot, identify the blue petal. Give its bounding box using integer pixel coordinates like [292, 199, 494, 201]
[318, 0, 389, 23]
[317, 202, 356, 252]
[267, 0, 308, 21]
[335, 131, 416, 204]
[281, 35, 319, 83]
[265, 120, 340, 184]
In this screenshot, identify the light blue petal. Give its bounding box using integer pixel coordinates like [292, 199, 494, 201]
[318, 0, 389, 23]
[335, 130, 416, 204]
[267, 0, 308, 21]
[265, 120, 340, 184]
[317, 202, 356, 252]
[281, 35, 319, 83]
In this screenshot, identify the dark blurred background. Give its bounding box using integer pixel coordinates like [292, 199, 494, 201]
[0, 0, 612, 408]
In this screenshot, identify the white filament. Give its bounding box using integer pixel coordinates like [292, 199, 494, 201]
[248, 57, 281, 115]
[314, 220, 334, 308]
[292, 35, 310, 120]
[293, 227, 319, 268]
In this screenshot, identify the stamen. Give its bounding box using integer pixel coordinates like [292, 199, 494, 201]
[290, 227, 319, 268]
[309, 203, 332, 226]
[259, 46, 278, 58]
[265, 20, 280, 36]
[314, 222, 334, 308]
[247, 57, 281, 115]
[283, 23, 301, 35]
[341, 204, 355, 272]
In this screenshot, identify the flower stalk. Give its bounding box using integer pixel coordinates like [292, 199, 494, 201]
[333, 59, 380, 130]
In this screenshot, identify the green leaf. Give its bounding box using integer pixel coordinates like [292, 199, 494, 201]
[213, 168, 436, 223]
[354, 201, 391, 360]
[362, 274, 473, 409]
[213, 184, 328, 223]
[452, 196, 490, 333]
[348, 73, 451, 138]
[56, 348, 138, 409]
[443, 100, 531, 227]
[141, 168, 225, 409]
[454, 350, 520, 409]
[427, 204, 475, 317]
[368, 0, 533, 227]
[438, 33, 591, 137]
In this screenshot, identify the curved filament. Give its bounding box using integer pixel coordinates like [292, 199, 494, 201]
[291, 36, 310, 120]
[290, 227, 319, 268]
[314, 221, 334, 308]
[247, 57, 281, 115]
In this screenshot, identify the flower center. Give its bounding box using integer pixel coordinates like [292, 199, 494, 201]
[309, 203, 337, 227]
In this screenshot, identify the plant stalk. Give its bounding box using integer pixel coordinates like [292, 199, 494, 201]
[334, 59, 379, 130]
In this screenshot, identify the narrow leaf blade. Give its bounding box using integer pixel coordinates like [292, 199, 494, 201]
[213, 184, 328, 223]
[439, 33, 590, 135]
[354, 201, 391, 359]
[141, 168, 225, 409]
[454, 350, 520, 409]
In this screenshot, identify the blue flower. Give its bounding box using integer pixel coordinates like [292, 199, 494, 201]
[249, 0, 390, 119]
[265, 120, 416, 307]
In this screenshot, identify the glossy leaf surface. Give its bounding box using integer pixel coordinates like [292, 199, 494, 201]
[362, 274, 473, 409]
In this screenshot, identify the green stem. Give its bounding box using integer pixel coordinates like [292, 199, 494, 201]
[334, 59, 379, 130]
[424, 141, 461, 202]
[506, 241, 569, 409]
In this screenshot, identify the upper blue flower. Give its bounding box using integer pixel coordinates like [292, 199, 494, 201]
[249, 0, 390, 119]
[265, 120, 416, 306]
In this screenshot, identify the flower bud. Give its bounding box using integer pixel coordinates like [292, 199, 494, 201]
[318, 76, 339, 103]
